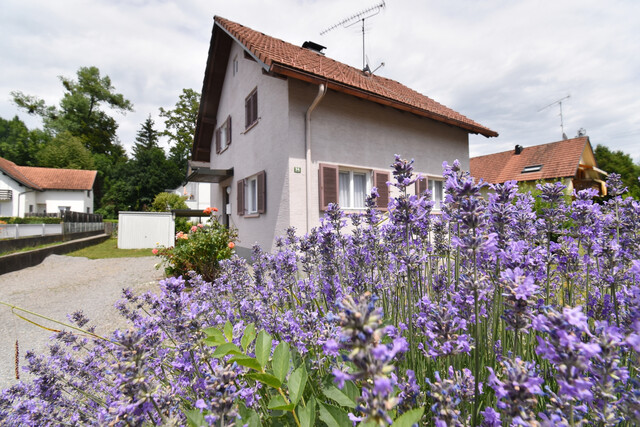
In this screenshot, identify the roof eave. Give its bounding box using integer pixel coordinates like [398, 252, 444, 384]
[270, 63, 499, 138]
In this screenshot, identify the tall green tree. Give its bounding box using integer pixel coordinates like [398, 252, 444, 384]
[12, 66, 133, 158]
[159, 88, 200, 172]
[594, 144, 640, 199]
[0, 116, 50, 166]
[99, 117, 183, 215]
[133, 115, 160, 157]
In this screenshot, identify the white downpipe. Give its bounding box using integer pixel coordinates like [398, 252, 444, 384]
[305, 83, 327, 233]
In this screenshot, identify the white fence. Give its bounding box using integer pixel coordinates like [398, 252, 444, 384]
[0, 223, 62, 239]
[0, 222, 104, 239]
[118, 212, 174, 249]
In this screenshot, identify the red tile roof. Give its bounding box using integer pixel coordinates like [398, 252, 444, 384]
[0, 156, 96, 191]
[0, 156, 42, 190]
[214, 16, 497, 138]
[470, 137, 589, 184]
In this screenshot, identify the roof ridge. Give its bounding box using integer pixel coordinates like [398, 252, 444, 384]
[213, 16, 497, 138]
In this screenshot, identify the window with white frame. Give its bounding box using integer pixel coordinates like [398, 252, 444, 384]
[429, 179, 444, 208]
[246, 175, 258, 214]
[319, 164, 389, 211]
[237, 170, 266, 216]
[215, 116, 232, 153]
[339, 170, 369, 209]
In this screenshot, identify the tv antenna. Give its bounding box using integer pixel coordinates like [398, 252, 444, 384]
[538, 94, 571, 139]
[320, 0, 386, 72]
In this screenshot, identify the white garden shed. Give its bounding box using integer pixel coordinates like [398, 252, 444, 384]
[117, 211, 175, 249]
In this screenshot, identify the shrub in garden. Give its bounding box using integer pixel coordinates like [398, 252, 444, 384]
[1, 157, 640, 426]
[154, 207, 237, 282]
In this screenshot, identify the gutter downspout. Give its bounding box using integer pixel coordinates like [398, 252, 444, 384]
[305, 83, 327, 233]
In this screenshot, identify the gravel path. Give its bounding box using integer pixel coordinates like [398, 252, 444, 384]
[0, 254, 165, 389]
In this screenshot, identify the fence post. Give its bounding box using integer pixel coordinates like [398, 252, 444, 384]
[15, 224, 19, 239]
[42, 223, 45, 236]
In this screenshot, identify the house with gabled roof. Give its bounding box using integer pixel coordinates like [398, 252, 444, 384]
[469, 136, 608, 196]
[189, 16, 497, 256]
[0, 156, 97, 217]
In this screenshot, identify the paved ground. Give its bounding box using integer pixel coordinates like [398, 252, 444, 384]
[0, 254, 164, 389]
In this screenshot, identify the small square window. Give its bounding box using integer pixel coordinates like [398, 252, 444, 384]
[245, 89, 258, 129]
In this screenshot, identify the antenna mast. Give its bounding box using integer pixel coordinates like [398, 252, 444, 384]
[320, 1, 386, 71]
[538, 95, 571, 139]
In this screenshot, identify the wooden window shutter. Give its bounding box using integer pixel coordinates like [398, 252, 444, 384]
[374, 170, 390, 210]
[318, 163, 339, 210]
[237, 179, 244, 216]
[215, 128, 221, 154]
[415, 176, 428, 195]
[251, 91, 258, 125]
[245, 98, 250, 128]
[245, 89, 258, 128]
[226, 116, 232, 146]
[257, 170, 266, 214]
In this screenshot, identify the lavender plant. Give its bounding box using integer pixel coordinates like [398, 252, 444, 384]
[2, 155, 640, 426]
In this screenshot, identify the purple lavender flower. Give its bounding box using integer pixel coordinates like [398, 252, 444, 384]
[486, 357, 543, 425]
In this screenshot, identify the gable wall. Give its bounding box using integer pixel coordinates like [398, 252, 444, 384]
[0, 173, 27, 217]
[287, 79, 469, 229]
[209, 42, 291, 253]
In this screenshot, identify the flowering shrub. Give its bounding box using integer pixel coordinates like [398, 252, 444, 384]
[2, 157, 640, 426]
[154, 207, 237, 282]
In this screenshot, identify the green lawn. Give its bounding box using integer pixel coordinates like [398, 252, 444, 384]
[66, 237, 155, 259]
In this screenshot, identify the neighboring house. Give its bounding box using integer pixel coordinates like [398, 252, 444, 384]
[470, 136, 608, 195]
[0, 156, 97, 217]
[189, 16, 497, 255]
[170, 181, 212, 222]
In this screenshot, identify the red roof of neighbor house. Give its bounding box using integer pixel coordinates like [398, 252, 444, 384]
[470, 137, 589, 184]
[0, 156, 96, 191]
[0, 156, 43, 190]
[214, 16, 497, 138]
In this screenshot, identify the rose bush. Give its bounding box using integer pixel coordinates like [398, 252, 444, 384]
[154, 208, 237, 282]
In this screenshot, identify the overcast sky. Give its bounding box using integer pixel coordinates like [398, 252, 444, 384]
[1, 0, 639, 163]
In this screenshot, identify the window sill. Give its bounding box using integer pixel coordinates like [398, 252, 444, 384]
[242, 119, 260, 134]
[243, 213, 260, 218]
[218, 145, 230, 155]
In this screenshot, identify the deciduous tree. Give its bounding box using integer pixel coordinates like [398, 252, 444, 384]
[159, 88, 200, 172]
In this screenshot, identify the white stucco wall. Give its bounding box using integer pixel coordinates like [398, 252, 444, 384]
[35, 190, 93, 214]
[287, 79, 470, 231]
[0, 174, 26, 217]
[210, 42, 291, 254]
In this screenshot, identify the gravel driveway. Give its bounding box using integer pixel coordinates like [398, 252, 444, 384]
[0, 254, 165, 389]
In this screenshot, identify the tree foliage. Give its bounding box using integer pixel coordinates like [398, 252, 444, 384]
[0, 116, 49, 166]
[159, 88, 200, 172]
[36, 131, 95, 170]
[12, 66, 133, 157]
[151, 192, 188, 212]
[594, 144, 640, 199]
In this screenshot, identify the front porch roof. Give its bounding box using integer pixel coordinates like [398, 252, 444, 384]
[184, 161, 233, 184]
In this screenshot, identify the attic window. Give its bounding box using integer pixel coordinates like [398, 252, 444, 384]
[522, 165, 542, 173]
